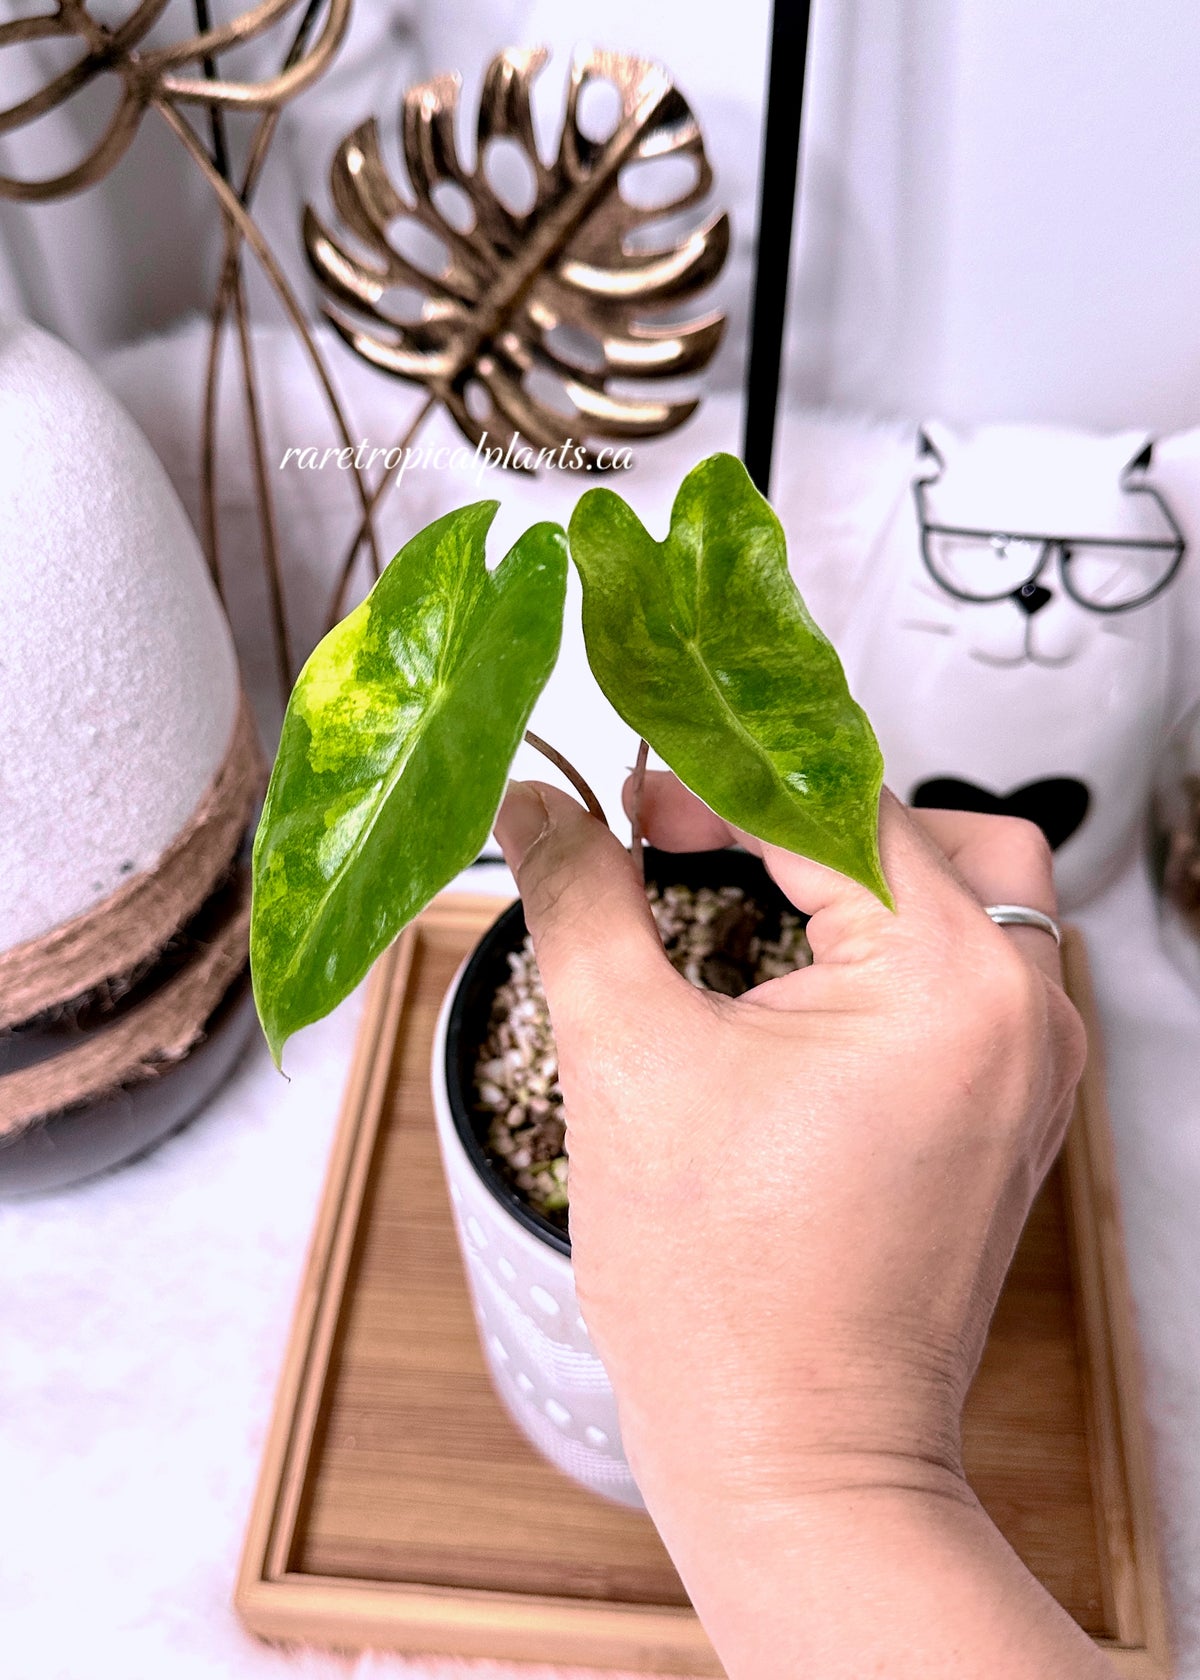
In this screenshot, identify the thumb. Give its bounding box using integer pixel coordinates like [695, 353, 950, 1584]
[493, 780, 691, 1049]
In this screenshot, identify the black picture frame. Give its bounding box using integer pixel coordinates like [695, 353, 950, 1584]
[741, 0, 814, 495]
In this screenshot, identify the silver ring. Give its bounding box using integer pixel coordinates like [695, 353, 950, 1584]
[985, 903, 1062, 946]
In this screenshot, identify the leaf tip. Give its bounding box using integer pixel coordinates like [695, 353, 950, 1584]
[567, 480, 626, 532]
[678, 449, 762, 504]
[519, 518, 570, 561]
[250, 952, 290, 1072]
[857, 804, 895, 911]
[256, 1002, 289, 1073]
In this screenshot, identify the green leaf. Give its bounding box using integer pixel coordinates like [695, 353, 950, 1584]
[568, 452, 891, 903]
[251, 503, 568, 1066]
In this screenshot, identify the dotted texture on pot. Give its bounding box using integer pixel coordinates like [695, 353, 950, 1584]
[433, 1007, 642, 1509]
[447, 1168, 642, 1506]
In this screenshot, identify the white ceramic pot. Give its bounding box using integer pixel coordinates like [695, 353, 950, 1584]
[430, 849, 805, 1508]
[431, 901, 642, 1508]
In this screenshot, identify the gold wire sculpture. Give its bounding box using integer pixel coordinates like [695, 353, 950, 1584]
[0, 11, 729, 700]
[0, 0, 371, 695]
[0, 0, 351, 199]
[306, 44, 730, 621]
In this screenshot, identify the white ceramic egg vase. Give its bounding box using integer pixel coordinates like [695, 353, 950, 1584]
[431, 845, 803, 1508]
[0, 317, 260, 1194]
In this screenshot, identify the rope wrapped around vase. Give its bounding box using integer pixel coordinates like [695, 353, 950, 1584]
[0, 694, 264, 1137]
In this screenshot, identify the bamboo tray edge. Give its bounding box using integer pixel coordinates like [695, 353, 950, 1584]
[235, 897, 1172, 1677]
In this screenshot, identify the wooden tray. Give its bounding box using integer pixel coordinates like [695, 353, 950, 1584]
[236, 895, 1171, 1676]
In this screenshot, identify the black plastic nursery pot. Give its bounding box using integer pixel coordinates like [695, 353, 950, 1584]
[442, 844, 808, 1257]
[0, 970, 257, 1197]
[0, 858, 259, 1197]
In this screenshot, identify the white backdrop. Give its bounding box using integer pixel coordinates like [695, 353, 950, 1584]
[4, 0, 1200, 430]
[788, 0, 1200, 430]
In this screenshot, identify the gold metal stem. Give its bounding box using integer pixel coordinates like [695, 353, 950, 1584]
[324, 392, 436, 630]
[155, 97, 383, 576]
[201, 85, 294, 646]
[233, 267, 294, 690]
[199, 279, 225, 598]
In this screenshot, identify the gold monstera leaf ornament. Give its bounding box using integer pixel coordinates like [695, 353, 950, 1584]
[305, 46, 730, 463]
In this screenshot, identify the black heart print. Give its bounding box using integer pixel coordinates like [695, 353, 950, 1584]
[910, 778, 1090, 852]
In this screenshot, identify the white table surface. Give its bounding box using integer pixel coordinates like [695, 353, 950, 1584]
[2, 857, 677, 1680]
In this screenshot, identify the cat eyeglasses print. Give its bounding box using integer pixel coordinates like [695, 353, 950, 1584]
[913, 475, 1185, 613]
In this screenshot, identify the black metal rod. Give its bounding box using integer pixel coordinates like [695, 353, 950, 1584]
[191, 0, 231, 181]
[741, 0, 815, 496]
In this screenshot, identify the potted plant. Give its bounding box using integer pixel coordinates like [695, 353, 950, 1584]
[250, 452, 890, 1506]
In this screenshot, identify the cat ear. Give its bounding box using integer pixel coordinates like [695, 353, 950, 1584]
[916, 423, 947, 481]
[1125, 437, 1155, 476]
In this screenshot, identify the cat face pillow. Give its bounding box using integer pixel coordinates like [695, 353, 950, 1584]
[839, 422, 1192, 912]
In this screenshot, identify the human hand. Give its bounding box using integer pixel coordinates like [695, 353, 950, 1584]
[495, 773, 1081, 1500]
[495, 774, 1106, 1678]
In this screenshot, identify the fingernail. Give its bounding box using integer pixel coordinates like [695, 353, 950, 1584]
[495, 780, 550, 873]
